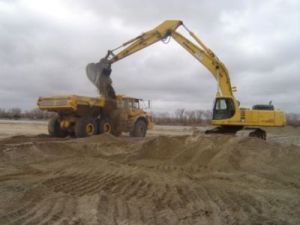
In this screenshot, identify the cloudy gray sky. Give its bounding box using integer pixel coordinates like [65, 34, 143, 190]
[0, 0, 299, 113]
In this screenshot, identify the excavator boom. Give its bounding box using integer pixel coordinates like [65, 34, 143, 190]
[86, 20, 233, 98]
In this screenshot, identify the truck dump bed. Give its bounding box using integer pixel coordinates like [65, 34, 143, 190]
[37, 95, 105, 112]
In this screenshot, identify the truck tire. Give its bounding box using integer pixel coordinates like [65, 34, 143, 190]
[131, 120, 147, 137]
[98, 118, 113, 134]
[75, 116, 97, 138]
[48, 116, 68, 138]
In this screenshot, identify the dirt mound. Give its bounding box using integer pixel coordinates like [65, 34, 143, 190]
[134, 135, 188, 160]
[0, 134, 300, 225]
[78, 133, 124, 144]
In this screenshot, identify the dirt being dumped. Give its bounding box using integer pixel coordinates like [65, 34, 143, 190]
[86, 58, 118, 121]
[0, 133, 299, 225]
[86, 58, 116, 99]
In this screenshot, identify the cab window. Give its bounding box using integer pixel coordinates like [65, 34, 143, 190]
[213, 98, 235, 120]
[122, 99, 129, 108]
[132, 100, 139, 109]
[216, 99, 227, 110]
[120, 99, 140, 109]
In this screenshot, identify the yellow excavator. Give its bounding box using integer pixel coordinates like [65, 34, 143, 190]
[86, 20, 286, 139]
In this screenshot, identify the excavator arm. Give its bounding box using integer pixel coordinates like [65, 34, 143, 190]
[86, 20, 234, 98]
[170, 30, 233, 97]
[106, 20, 182, 63]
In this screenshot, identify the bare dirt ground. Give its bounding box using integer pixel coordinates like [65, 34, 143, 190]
[0, 120, 300, 225]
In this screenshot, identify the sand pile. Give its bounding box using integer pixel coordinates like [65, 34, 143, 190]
[0, 134, 299, 225]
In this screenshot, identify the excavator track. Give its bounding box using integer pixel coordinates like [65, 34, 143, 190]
[205, 126, 267, 140]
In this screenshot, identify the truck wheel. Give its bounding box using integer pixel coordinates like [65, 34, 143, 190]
[75, 116, 96, 138]
[99, 118, 113, 134]
[48, 116, 68, 138]
[131, 120, 147, 137]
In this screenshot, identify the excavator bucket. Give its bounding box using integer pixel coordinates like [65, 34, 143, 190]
[86, 58, 115, 98]
[86, 58, 111, 87]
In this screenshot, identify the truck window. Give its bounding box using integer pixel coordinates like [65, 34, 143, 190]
[120, 99, 129, 109]
[120, 99, 140, 109]
[133, 100, 139, 109]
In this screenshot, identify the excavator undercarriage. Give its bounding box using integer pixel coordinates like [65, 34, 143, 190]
[205, 126, 267, 140]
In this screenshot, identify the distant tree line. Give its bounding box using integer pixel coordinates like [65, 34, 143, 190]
[153, 109, 300, 127]
[0, 108, 54, 120]
[0, 107, 299, 127]
[286, 113, 300, 127]
[152, 108, 212, 126]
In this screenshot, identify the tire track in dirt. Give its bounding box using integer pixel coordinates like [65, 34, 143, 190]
[1, 134, 300, 224]
[0, 191, 45, 224]
[22, 196, 64, 225]
[4, 197, 56, 225]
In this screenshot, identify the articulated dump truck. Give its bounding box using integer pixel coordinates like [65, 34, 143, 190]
[37, 95, 153, 138]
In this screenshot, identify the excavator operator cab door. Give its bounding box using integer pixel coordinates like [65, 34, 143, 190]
[213, 97, 235, 120]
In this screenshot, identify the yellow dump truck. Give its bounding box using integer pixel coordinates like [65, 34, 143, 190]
[37, 95, 153, 138]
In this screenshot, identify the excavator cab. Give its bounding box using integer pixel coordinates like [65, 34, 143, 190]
[213, 97, 235, 120]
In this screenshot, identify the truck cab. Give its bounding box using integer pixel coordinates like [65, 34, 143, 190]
[115, 96, 154, 137]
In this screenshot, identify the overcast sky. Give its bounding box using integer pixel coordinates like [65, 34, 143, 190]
[0, 0, 299, 113]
